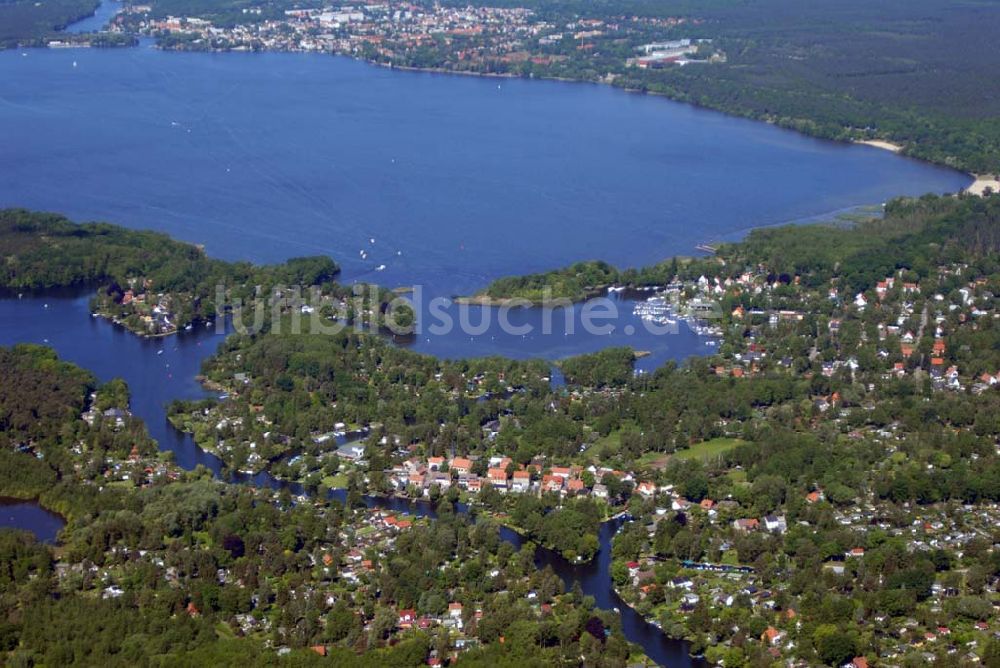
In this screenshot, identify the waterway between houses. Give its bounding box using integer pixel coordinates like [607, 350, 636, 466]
[0, 289, 705, 666]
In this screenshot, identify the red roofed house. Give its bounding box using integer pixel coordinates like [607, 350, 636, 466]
[488, 468, 508, 489]
[636, 481, 656, 498]
[542, 475, 563, 493]
[450, 457, 473, 475]
[398, 609, 417, 628]
[763, 626, 784, 645]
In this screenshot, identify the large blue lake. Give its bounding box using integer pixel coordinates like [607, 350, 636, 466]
[1, 43, 969, 299]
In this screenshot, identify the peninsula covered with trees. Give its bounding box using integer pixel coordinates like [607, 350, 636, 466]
[0, 209, 413, 338]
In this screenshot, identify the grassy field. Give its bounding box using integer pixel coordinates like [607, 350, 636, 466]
[634, 450, 671, 469]
[586, 429, 621, 452]
[322, 473, 349, 489]
[633, 437, 746, 470]
[672, 438, 746, 462]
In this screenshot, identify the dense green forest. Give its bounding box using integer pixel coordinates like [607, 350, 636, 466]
[724, 195, 1000, 290]
[0, 0, 97, 47]
[0, 208, 340, 293]
[0, 345, 94, 450]
[558, 347, 637, 388]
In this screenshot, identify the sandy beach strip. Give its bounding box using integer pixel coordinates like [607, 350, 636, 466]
[855, 139, 904, 153]
[966, 174, 1000, 196]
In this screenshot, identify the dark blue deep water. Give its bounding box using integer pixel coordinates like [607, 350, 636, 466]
[0, 498, 65, 543]
[0, 43, 969, 299]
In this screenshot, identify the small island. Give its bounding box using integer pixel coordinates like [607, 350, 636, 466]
[460, 260, 620, 305]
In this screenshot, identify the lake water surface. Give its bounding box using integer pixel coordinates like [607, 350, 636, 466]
[0, 42, 969, 300]
[0, 498, 65, 543]
[62, 0, 121, 34]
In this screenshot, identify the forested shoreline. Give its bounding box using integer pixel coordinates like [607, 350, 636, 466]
[0, 208, 415, 337]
